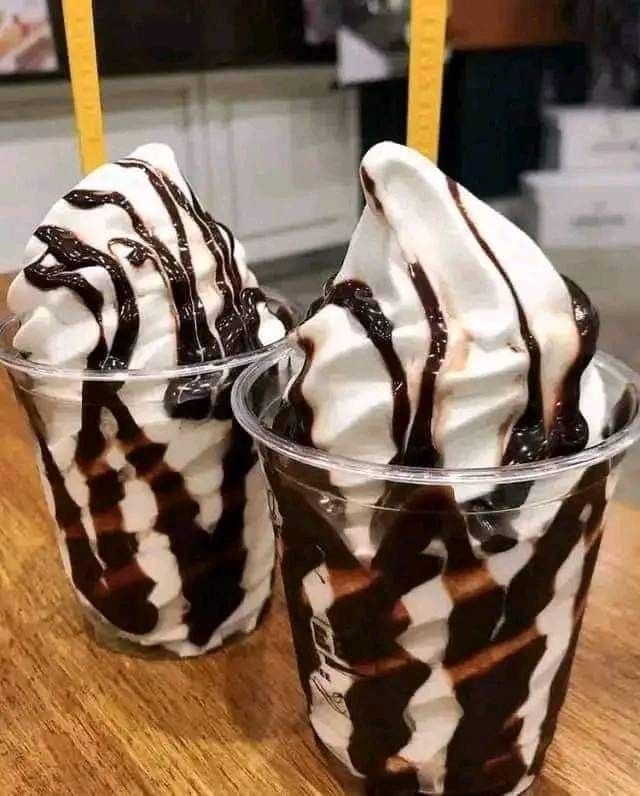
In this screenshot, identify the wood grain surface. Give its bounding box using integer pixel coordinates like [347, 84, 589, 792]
[0, 274, 639, 794]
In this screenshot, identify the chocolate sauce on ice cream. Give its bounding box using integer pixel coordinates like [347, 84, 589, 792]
[267, 142, 619, 794]
[8, 143, 288, 656]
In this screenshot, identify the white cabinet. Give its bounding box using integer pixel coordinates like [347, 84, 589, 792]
[104, 81, 202, 187]
[544, 107, 640, 172]
[200, 67, 360, 262]
[0, 74, 202, 272]
[0, 95, 78, 272]
[0, 67, 360, 273]
[521, 170, 640, 249]
[229, 93, 358, 260]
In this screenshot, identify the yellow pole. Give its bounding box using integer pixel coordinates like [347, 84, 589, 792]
[407, 0, 447, 161]
[61, 0, 106, 174]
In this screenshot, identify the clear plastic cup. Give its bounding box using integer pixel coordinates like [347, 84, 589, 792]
[232, 345, 640, 795]
[0, 314, 288, 658]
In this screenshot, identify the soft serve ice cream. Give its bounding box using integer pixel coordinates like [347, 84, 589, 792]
[278, 142, 605, 467]
[7, 144, 287, 656]
[265, 143, 618, 794]
[10, 143, 284, 370]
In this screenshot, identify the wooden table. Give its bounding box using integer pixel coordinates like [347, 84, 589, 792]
[1, 279, 639, 794]
[1, 378, 639, 795]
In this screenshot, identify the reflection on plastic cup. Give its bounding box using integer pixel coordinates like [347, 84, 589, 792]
[233, 345, 640, 795]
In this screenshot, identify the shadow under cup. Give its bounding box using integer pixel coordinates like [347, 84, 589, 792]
[0, 315, 283, 658]
[232, 346, 640, 795]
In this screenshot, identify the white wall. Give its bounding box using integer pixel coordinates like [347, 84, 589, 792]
[0, 66, 360, 272]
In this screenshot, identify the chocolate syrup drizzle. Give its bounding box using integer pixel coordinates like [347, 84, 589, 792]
[277, 268, 448, 469]
[30, 226, 137, 369]
[273, 173, 610, 793]
[403, 262, 448, 467]
[268, 447, 612, 793]
[21, 155, 278, 647]
[448, 178, 599, 465]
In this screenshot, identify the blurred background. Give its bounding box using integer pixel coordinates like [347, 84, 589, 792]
[0, 2, 639, 464]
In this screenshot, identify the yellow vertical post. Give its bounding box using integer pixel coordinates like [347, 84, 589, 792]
[407, 0, 448, 160]
[61, 0, 106, 174]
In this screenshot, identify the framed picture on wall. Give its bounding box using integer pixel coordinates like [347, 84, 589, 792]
[0, 0, 59, 75]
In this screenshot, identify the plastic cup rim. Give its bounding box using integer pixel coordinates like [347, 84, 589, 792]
[231, 343, 640, 487]
[0, 314, 288, 383]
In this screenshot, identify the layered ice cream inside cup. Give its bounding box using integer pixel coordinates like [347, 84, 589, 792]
[1, 144, 289, 657]
[232, 143, 640, 793]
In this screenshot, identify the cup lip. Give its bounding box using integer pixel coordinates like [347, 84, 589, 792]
[231, 344, 640, 486]
[0, 314, 288, 383]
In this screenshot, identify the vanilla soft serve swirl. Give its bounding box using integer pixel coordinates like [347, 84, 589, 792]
[279, 142, 603, 469]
